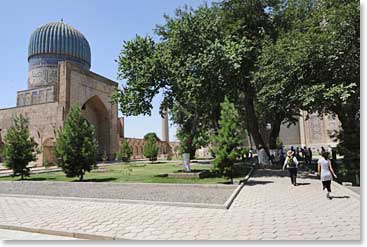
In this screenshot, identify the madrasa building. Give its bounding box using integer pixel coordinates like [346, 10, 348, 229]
[0, 21, 340, 165]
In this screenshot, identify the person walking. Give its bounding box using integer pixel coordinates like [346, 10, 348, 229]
[318, 151, 337, 199]
[303, 146, 310, 166]
[283, 150, 299, 186]
[308, 147, 313, 163]
[279, 146, 285, 167]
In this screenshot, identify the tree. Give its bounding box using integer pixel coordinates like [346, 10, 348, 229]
[113, 3, 274, 157]
[144, 135, 159, 163]
[263, 0, 359, 183]
[54, 106, 98, 181]
[143, 132, 160, 141]
[2, 114, 39, 180]
[211, 98, 243, 183]
[117, 140, 132, 162]
[297, 0, 360, 183]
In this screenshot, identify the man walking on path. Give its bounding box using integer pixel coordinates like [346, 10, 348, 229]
[283, 150, 299, 186]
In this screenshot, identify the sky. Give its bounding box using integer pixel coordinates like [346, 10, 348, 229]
[0, 0, 214, 141]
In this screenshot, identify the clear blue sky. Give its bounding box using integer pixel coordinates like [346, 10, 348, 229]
[0, 0, 213, 141]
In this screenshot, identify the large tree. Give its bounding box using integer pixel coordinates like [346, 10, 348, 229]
[298, 0, 360, 183]
[114, 2, 275, 156]
[260, 0, 359, 181]
[2, 114, 39, 180]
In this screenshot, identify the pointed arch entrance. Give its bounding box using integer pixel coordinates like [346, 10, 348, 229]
[81, 95, 110, 159]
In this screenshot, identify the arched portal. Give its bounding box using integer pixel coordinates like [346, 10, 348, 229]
[81, 95, 110, 159]
[42, 137, 56, 166]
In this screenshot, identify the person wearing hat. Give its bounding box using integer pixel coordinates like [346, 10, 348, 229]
[282, 150, 299, 186]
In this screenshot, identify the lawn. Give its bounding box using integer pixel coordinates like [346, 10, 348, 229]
[0, 162, 252, 184]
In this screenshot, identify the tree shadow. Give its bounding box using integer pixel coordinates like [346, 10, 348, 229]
[155, 174, 168, 178]
[173, 169, 208, 173]
[22, 177, 56, 181]
[295, 182, 311, 186]
[245, 180, 274, 186]
[72, 177, 117, 182]
[252, 169, 287, 178]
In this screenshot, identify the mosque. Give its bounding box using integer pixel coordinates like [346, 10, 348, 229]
[0, 21, 340, 166]
[0, 21, 172, 165]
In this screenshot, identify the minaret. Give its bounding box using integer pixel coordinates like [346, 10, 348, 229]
[161, 110, 169, 143]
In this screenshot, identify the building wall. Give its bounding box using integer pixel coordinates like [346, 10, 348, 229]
[303, 112, 340, 149]
[0, 102, 63, 165]
[279, 111, 340, 149]
[17, 85, 55, 107]
[0, 61, 119, 165]
[123, 138, 172, 160]
[60, 62, 119, 159]
[279, 121, 301, 148]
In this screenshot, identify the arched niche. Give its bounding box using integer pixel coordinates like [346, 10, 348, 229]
[81, 95, 110, 159]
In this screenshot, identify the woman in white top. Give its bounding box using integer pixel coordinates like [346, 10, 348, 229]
[282, 150, 299, 186]
[318, 151, 337, 199]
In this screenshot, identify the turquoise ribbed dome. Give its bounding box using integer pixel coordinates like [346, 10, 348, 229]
[28, 22, 91, 68]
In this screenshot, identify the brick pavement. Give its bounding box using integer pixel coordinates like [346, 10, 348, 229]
[0, 229, 79, 240]
[0, 169, 360, 240]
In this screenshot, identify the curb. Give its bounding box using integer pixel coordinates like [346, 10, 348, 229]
[0, 224, 125, 240]
[224, 166, 255, 209]
[0, 193, 227, 210]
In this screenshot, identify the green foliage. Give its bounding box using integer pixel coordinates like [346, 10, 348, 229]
[54, 106, 99, 181]
[2, 114, 39, 180]
[114, 4, 270, 155]
[114, 0, 359, 178]
[211, 98, 244, 183]
[251, 0, 359, 177]
[144, 136, 159, 163]
[117, 140, 132, 162]
[143, 132, 160, 141]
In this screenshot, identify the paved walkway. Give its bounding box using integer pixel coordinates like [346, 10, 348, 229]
[0, 229, 79, 240]
[0, 169, 360, 240]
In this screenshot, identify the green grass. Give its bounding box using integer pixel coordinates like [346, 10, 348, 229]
[0, 163, 251, 184]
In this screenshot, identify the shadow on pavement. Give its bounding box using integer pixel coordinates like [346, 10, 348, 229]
[252, 169, 287, 178]
[253, 169, 319, 180]
[246, 180, 274, 186]
[330, 195, 350, 199]
[295, 182, 311, 186]
[72, 177, 117, 182]
[22, 177, 56, 181]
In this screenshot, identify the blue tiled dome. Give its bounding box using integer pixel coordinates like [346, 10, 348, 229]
[28, 22, 91, 69]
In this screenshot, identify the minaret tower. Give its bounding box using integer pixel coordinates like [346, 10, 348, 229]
[161, 110, 169, 143]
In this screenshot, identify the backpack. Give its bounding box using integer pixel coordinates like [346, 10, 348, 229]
[287, 157, 296, 168]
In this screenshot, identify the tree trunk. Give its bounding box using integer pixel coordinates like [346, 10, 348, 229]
[336, 110, 360, 185]
[269, 118, 282, 149]
[242, 76, 270, 158]
[80, 173, 84, 181]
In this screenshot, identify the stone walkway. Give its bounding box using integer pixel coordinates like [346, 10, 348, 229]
[0, 169, 360, 240]
[0, 229, 79, 240]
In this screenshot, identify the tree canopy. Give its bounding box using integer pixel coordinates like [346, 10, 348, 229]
[114, 0, 359, 180]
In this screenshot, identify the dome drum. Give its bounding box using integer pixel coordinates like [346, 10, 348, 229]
[29, 53, 90, 70]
